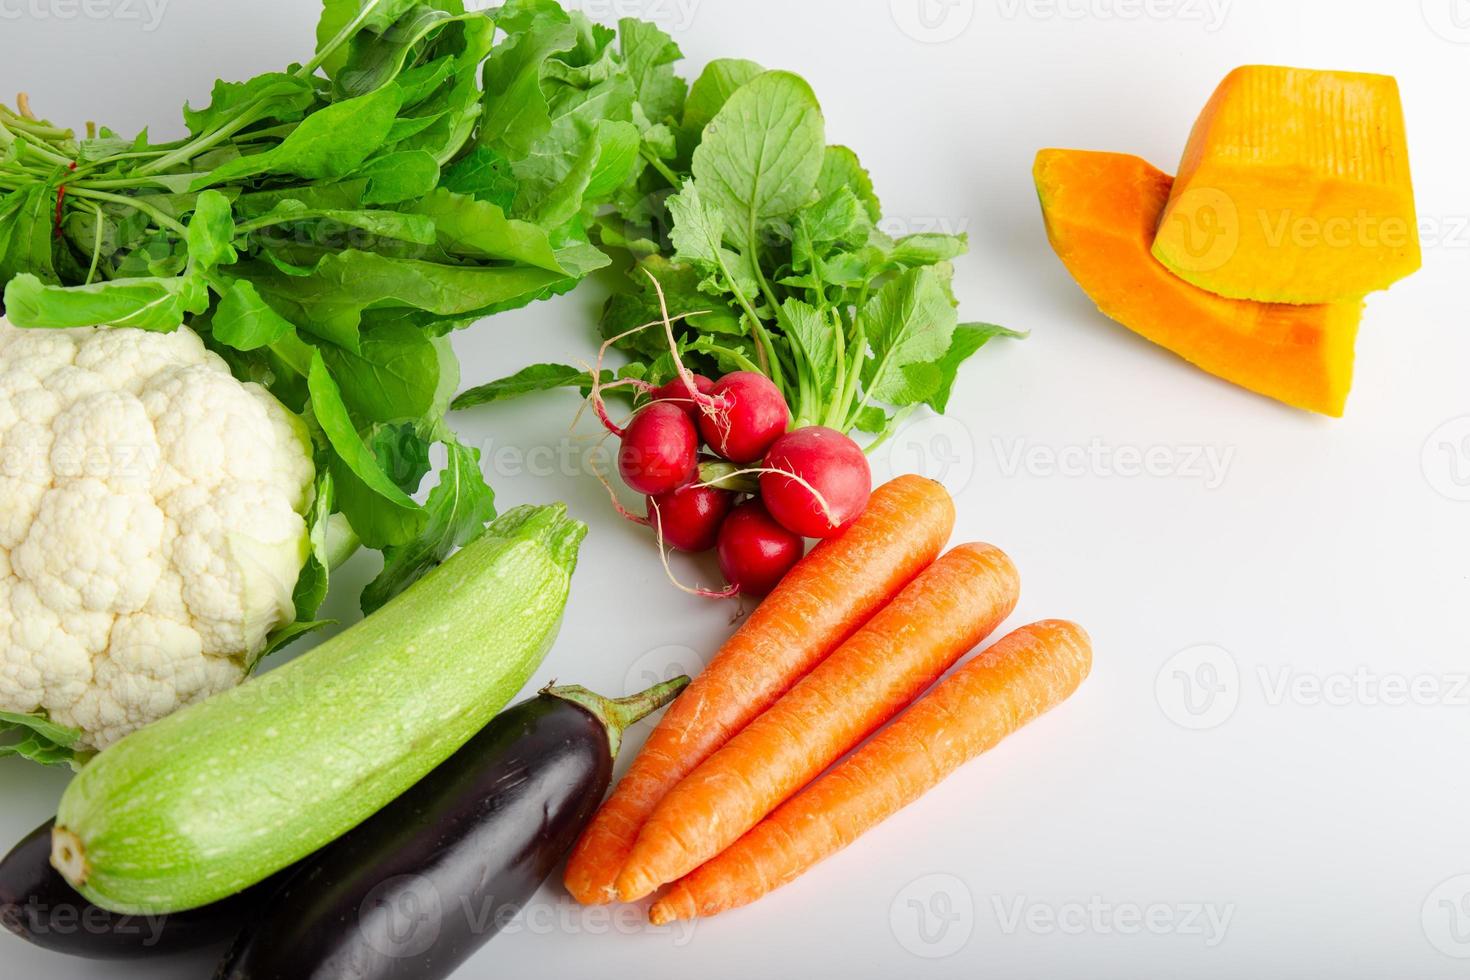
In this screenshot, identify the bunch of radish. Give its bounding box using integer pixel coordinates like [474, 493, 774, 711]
[605, 368, 872, 597]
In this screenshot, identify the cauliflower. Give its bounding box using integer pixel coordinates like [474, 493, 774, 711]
[0, 317, 315, 750]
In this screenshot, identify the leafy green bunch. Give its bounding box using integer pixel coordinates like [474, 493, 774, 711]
[0, 0, 662, 620]
[461, 53, 1020, 442]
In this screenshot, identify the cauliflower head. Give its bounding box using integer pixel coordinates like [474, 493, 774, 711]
[0, 318, 315, 750]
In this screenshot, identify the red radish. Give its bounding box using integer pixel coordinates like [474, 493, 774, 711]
[760, 427, 873, 538]
[698, 372, 790, 464]
[619, 403, 699, 496]
[648, 484, 734, 553]
[649, 375, 717, 421]
[717, 501, 805, 597]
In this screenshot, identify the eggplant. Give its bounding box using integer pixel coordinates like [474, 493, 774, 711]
[0, 819, 286, 959]
[216, 678, 688, 980]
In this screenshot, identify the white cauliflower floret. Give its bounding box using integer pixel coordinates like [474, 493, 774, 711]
[0, 317, 314, 750]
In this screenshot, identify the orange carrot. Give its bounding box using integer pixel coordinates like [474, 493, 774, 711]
[650, 620, 1092, 924]
[615, 543, 1020, 902]
[564, 475, 955, 904]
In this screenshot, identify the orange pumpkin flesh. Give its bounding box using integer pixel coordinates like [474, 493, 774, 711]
[1035, 148, 1362, 417]
[1151, 65, 1420, 305]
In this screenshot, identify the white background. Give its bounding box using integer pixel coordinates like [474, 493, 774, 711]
[2, 0, 1468, 977]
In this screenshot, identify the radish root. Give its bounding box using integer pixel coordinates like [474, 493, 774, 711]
[584, 308, 705, 439]
[696, 466, 840, 527]
[648, 499, 740, 601]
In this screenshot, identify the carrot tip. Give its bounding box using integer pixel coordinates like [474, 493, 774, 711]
[615, 872, 655, 904]
[649, 886, 696, 925]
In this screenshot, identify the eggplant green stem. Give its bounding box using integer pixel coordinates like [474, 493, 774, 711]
[545, 677, 690, 758]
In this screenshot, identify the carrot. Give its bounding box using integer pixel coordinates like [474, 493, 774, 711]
[649, 620, 1092, 924]
[615, 543, 1020, 902]
[563, 475, 955, 904]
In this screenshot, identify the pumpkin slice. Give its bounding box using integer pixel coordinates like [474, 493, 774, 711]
[1035, 148, 1362, 416]
[1151, 65, 1420, 304]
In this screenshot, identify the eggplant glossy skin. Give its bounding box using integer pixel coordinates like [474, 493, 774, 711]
[217, 692, 613, 980]
[1, 819, 279, 959]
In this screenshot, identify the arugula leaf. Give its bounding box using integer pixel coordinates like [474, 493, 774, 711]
[184, 191, 238, 269]
[195, 84, 405, 188]
[315, 0, 432, 78]
[368, 421, 435, 492]
[361, 438, 496, 614]
[334, 6, 477, 98]
[409, 187, 564, 271]
[357, 150, 442, 204]
[213, 279, 296, 350]
[183, 73, 317, 135]
[478, 0, 580, 157]
[0, 711, 88, 769]
[308, 350, 422, 513]
[246, 250, 570, 349]
[691, 71, 825, 251]
[320, 322, 455, 424]
[441, 147, 519, 206]
[4, 272, 207, 331]
[0, 185, 58, 288]
[453, 362, 607, 410]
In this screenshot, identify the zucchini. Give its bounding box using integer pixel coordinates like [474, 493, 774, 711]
[51, 504, 586, 916]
